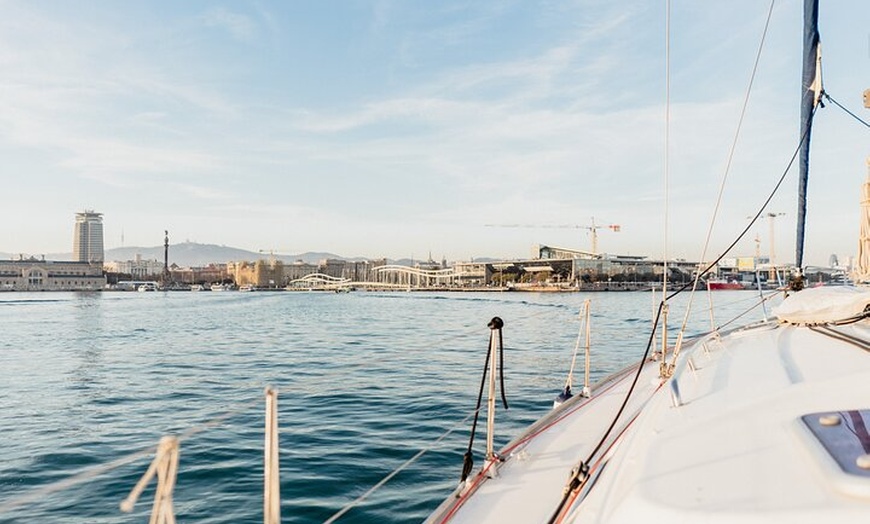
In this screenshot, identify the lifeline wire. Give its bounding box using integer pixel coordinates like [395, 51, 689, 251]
[323, 409, 479, 524]
[0, 303, 556, 520]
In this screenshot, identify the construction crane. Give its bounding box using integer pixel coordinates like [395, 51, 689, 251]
[747, 212, 785, 280]
[485, 217, 621, 255]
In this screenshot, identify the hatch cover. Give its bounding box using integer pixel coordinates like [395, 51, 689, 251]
[801, 410, 870, 478]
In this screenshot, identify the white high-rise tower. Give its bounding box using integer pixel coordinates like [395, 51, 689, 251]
[73, 210, 104, 264]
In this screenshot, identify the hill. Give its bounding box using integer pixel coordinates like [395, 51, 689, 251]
[103, 242, 355, 267]
[2, 243, 490, 267]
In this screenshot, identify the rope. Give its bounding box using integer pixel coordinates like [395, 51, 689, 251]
[715, 289, 782, 331]
[823, 92, 870, 129]
[120, 435, 179, 524]
[810, 324, 870, 351]
[433, 364, 640, 524]
[0, 446, 156, 514]
[0, 388, 268, 516]
[496, 321, 509, 411]
[459, 317, 509, 482]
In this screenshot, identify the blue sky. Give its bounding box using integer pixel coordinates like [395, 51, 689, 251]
[1, 1, 867, 266]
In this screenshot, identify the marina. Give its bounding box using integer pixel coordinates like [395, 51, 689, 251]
[2, 1, 869, 523]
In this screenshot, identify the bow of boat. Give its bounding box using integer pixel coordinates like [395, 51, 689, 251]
[427, 287, 870, 523]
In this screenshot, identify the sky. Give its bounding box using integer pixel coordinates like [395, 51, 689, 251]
[0, 0, 867, 266]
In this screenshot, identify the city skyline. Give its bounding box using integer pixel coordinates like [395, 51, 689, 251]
[1, 1, 868, 266]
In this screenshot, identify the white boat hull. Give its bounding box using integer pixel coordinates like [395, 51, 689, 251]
[428, 290, 870, 523]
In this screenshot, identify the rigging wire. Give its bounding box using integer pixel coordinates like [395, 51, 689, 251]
[666, 103, 820, 304]
[546, 95, 820, 524]
[669, 0, 776, 366]
[823, 92, 870, 129]
[549, 2, 823, 517]
[662, 0, 671, 356]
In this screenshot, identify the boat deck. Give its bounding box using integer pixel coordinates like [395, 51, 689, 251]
[428, 314, 870, 523]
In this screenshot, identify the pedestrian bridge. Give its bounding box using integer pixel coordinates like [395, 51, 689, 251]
[285, 266, 460, 290]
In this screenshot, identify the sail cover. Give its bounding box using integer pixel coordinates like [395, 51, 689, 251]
[796, 0, 820, 270]
[774, 286, 870, 324]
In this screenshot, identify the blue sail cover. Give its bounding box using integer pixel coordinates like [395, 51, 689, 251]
[796, 0, 819, 269]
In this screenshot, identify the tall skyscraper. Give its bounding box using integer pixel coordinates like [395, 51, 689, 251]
[73, 210, 104, 264]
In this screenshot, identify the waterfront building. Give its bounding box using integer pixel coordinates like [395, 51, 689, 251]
[453, 261, 491, 286]
[344, 260, 385, 282]
[537, 244, 598, 260]
[283, 261, 320, 283]
[230, 259, 284, 288]
[169, 264, 229, 285]
[105, 254, 164, 278]
[0, 257, 106, 291]
[319, 259, 348, 279]
[73, 210, 104, 264]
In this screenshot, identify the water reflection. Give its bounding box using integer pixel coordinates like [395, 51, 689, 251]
[67, 292, 108, 437]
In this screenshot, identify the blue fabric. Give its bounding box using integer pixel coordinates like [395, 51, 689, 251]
[796, 0, 819, 269]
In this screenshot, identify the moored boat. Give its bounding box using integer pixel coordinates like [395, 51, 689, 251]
[706, 278, 747, 290]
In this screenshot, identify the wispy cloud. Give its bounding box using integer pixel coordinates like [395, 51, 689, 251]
[0, 0, 860, 264]
[202, 7, 257, 43]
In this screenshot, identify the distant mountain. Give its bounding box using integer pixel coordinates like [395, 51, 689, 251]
[2, 243, 488, 268]
[103, 242, 358, 267]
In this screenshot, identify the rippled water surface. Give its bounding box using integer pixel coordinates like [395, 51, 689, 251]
[0, 289, 772, 523]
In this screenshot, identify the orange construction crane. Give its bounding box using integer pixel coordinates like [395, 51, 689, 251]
[485, 217, 621, 255]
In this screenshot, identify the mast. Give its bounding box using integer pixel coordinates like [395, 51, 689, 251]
[796, 0, 821, 270]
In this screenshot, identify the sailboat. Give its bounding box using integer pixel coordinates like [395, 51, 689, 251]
[425, 1, 870, 522]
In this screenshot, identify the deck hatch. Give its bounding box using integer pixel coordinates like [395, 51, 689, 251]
[801, 410, 870, 478]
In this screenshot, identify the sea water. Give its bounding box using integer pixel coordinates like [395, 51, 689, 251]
[0, 289, 772, 523]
